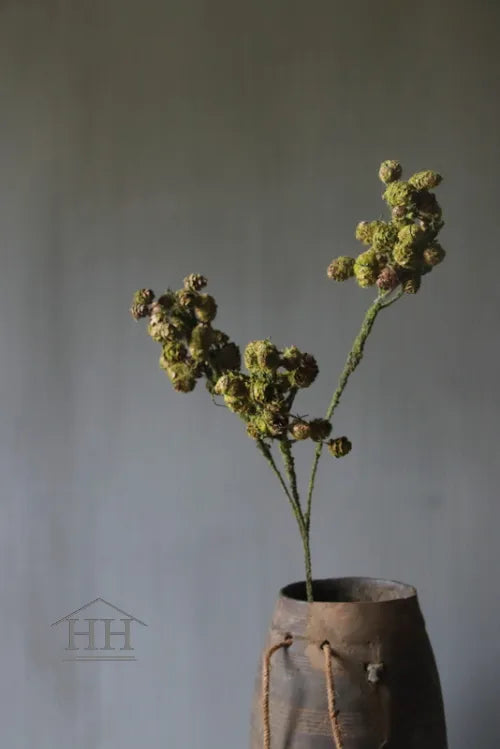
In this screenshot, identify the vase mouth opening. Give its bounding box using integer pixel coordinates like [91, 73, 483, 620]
[280, 576, 417, 604]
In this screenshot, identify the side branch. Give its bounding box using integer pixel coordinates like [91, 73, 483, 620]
[256, 439, 305, 534]
[305, 288, 403, 529]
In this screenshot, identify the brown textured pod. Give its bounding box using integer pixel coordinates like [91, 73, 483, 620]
[250, 577, 447, 749]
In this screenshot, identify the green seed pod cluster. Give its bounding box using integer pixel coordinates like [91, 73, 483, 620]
[327, 436, 352, 458]
[327, 161, 446, 293]
[218, 340, 325, 442]
[135, 287, 330, 442]
[130, 275, 240, 394]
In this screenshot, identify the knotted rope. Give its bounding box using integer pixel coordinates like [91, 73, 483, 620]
[261, 636, 343, 749]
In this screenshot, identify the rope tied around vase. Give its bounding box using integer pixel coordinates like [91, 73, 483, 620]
[322, 641, 344, 749]
[261, 636, 343, 749]
[262, 634, 293, 749]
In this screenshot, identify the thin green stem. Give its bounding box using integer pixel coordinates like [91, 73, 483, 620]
[256, 439, 305, 535]
[256, 285, 404, 604]
[279, 440, 302, 513]
[279, 440, 313, 601]
[305, 287, 403, 531]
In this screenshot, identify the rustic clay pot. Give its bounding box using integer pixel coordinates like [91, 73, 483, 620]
[250, 577, 447, 748]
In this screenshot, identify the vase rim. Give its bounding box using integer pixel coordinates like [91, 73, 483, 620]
[280, 576, 417, 605]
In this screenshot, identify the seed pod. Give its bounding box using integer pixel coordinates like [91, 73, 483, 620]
[327, 256, 355, 281]
[250, 378, 275, 404]
[376, 266, 400, 291]
[263, 406, 289, 437]
[149, 302, 169, 325]
[156, 291, 176, 310]
[402, 274, 421, 294]
[378, 160, 402, 184]
[130, 288, 155, 319]
[163, 361, 197, 393]
[183, 273, 207, 291]
[213, 342, 241, 372]
[354, 250, 379, 287]
[290, 420, 311, 440]
[289, 353, 319, 388]
[408, 170, 442, 190]
[309, 418, 332, 442]
[355, 220, 383, 246]
[224, 394, 252, 415]
[217, 372, 249, 398]
[371, 223, 399, 252]
[281, 346, 302, 370]
[423, 242, 446, 268]
[397, 223, 427, 249]
[244, 341, 259, 371]
[383, 181, 416, 208]
[177, 288, 198, 308]
[393, 242, 419, 269]
[194, 294, 217, 323]
[189, 323, 213, 361]
[328, 436, 352, 458]
[148, 320, 178, 343]
[212, 329, 230, 347]
[246, 420, 261, 440]
[392, 205, 407, 221]
[162, 341, 187, 364]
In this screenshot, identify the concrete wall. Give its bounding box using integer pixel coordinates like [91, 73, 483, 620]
[1, 1, 499, 746]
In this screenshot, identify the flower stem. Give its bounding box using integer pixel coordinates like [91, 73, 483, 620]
[256, 439, 306, 536]
[305, 287, 404, 531]
[256, 285, 404, 604]
[279, 440, 314, 602]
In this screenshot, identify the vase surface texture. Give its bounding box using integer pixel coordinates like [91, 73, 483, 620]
[250, 577, 447, 749]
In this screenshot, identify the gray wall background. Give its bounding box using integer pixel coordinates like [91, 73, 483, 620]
[1, 0, 499, 747]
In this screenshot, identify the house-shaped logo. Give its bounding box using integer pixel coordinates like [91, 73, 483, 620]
[51, 598, 147, 661]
